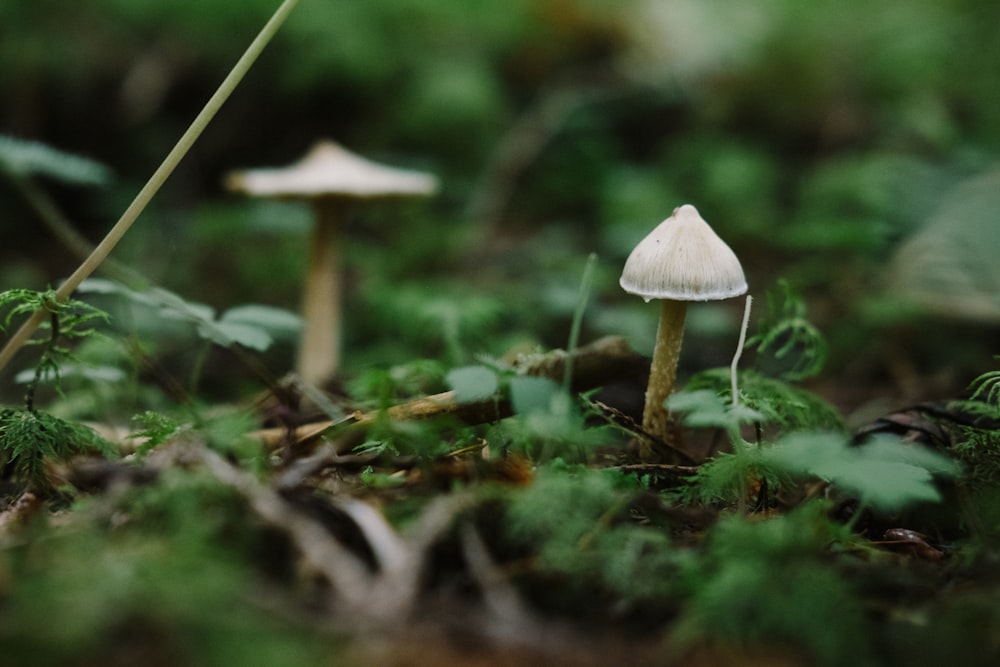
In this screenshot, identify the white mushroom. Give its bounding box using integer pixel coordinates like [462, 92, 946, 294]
[227, 140, 437, 384]
[620, 204, 747, 459]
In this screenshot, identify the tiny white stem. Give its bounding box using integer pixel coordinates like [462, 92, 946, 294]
[730, 294, 753, 408]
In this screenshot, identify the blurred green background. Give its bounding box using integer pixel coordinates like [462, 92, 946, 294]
[2, 0, 999, 417]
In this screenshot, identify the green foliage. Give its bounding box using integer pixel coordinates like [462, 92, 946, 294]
[748, 281, 828, 381]
[0, 470, 332, 666]
[358, 465, 407, 488]
[5, 2, 1000, 662]
[130, 407, 259, 466]
[953, 427, 1000, 490]
[0, 134, 112, 186]
[504, 462, 678, 603]
[206, 304, 303, 353]
[349, 359, 449, 404]
[446, 364, 500, 403]
[684, 368, 845, 432]
[949, 358, 1000, 487]
[761, 432, 960, 512]
[445, 360, 613, 463]
[670, 282, 842, 460]
[679, 429, 959, 512]
[78, 279, 301, 353]
[784, 154, 909, 253]
[666, 388, 766, 437]
[674, 439, 785, 506]
[0, 407, 115, 490]
[0, 288, 116, 490]
[966, 357, 1000, 413]
[0, 288, 110, 391]
[350, 363, 460, 459]
[354, 416, 459, 461]
[365, 282, 505, 365]
[499, 378, 612, 463]
[129, 410, 185, 458]
[673, 505, 874, 667]
[196, 409, 263, 465]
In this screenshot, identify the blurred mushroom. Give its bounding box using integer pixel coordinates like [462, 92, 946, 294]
[227, 140, 437, 384]
[620, 204, 747, 460]
[885, 169, 1000, 323]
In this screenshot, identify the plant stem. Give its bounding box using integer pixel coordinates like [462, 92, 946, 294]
[562, 252, 598, 395]
[24, 310, 59, 414]
[0, 0, 299, 376]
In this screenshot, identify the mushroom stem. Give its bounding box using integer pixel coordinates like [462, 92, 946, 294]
[641, 298, 687, 459]
[297, 199, 344, 383]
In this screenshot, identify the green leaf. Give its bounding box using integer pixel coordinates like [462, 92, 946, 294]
[509, 375, 561, 415]
[219, 305, 302, 338]
[14, 363, 125, 385]
[75, 278, 125, 296]
[833, 460, 941, 507]
[858, 434, 962, 477]
[198, 320, 271, 351]
[148, 287, 216, 323]
[0, 134, 112, 186]
[666, 389, 765, 432]
[446, 365, 499, 403]
[79, 280, 297, 352]
[761, 431, 959, 512]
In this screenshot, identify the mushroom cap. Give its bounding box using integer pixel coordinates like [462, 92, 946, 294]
[225, 140, 438, 199]
[620, 204, 747, 302]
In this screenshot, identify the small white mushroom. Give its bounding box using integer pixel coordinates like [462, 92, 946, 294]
[620, 204, 747, 459]
[227, 140, 437, 384]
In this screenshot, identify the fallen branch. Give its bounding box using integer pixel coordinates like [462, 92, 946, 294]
[197, 445, 474, 628]
[253, 335, 647, 449]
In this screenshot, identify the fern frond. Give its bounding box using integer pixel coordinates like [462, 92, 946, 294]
[748, 280, 827, 381]
[686, 368, 844, 432]
[0, 408, 116, 490]
[968, 361, 1000, 412]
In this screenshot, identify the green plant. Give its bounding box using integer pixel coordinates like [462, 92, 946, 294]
[684, 368, 844, 432]
[1, 289, 109, 405]
[761, 431, 960, 513]
[503, 461, 678, 606]
[0, 468, 332, 666]
[0, 134, 112, 186]
[130, 410, 186, 458]
[448, 254, 611, 463]
[946, 359, 1000, 536]
[671, 395, 960, 516]
[667, 286, 957, 512]
[0, 408, 114, 492]
[0, 288, 115, 491]
[77, 278, 300, 397]
[0, 0, 299, 375]
[499, 379, 613, 462]
[673, 504, 875, 667]
[0, 0, 302, 496]
[748, 280, 827, 381]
